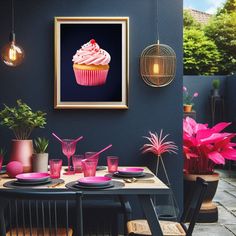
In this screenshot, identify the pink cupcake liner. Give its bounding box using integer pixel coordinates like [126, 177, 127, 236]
[73, 68, 109, 86]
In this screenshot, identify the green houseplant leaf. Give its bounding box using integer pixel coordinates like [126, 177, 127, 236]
[34, 137, 49, 153]
[0, 100, 47, 140]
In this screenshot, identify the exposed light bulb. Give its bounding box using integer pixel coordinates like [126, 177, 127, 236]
[1, 0, 25, 67]
[153, 63, 159, 74]
[1, 41, 24, 67]
[9, 44, 17, 61]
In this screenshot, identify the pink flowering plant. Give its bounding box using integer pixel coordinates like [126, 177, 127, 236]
[183, 86, 198, 106]
[183, 117, 236, 175]
[141, 130, 178, 176]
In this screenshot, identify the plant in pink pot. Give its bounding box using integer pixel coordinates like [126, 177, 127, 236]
[183, 117, 236, 222]
[0, 100, 46, 172]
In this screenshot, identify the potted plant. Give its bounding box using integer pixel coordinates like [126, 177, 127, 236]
[0, 100, 46, 172]
[183, 117, 236, 222]
[211, 79, 220, 97]
[183, 86, 198, 112]
[141, 131, 179, 220]
[32, 137, 49, 173]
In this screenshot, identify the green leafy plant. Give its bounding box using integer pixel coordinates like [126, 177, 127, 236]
[34, 137, 49, 153]
[184, 28, 222, 75]
[0, 100, 47, 140]
[212, 79, 220, 90]
[205, 12, 236, 74]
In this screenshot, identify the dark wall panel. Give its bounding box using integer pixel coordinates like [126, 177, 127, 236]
[0, 0, 183, 206]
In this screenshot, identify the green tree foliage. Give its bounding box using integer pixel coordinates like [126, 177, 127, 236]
[183, 10, 201, 29]
[217, 0, 236, 14]
[184, 1, 236, 75]
[205, 10, 236, 74]
[184, 28, 222, 75]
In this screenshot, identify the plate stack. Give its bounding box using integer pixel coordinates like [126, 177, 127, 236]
[14, 173, 51, 186]
[75, 176, 113, 189]
[114, 167, 145, 178]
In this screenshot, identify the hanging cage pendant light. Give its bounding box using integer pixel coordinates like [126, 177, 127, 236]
[140, 40, 176, 87]
[1, 0, 24, 67]
[140, 0, 176, 87]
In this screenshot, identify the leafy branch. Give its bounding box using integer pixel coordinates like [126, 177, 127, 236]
[0, 100, 47, 140]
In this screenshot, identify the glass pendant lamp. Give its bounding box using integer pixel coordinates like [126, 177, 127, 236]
[1, 0, 24, 67]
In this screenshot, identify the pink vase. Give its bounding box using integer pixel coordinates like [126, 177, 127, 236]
[10, 139, 33, 173]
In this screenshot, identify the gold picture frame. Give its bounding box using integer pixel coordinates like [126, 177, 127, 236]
[54, 17, 129, 109]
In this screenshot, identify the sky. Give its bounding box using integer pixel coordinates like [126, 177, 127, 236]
[184, 0, 226, 14]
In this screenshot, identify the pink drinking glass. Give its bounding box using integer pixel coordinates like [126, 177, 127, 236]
[72, 155, 84, 173]
[49, 159, 62, 179]
[107, 156, 119, 173]
[82, 159, 98, 177]
[62, 139, 77, 175]
[85, 152, 100, 160]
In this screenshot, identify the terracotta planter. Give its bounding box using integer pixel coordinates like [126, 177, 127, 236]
[32, 153, 49, 173]
[183, 104, 192, 112]
[184, 173, 219, 222]
[10, 139, 33, 173]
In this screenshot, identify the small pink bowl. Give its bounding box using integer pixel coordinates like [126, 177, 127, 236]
[16, 172, 50, 182]
[78, 176, 112, 186]
[118, 167, 144, 175]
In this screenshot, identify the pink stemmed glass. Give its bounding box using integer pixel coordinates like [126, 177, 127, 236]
[62, 139, 77, 175]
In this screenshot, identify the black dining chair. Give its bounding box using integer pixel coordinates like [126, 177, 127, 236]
[0, 189, 83, 236]
[127, 177, 208, 236]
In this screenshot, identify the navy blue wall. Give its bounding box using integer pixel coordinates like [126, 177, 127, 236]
[0, 0, 183, 207]
[183, 76, 227, 124]
[226, 75, 236, 129]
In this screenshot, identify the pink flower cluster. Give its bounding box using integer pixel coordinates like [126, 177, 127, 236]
[183, 86, 198, 106]
[141, 130, 178, 157]
[183, 117, 236, 174]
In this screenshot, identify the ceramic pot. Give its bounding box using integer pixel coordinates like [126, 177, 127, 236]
[184, 173, 219, 222]
[183, 104, 192, 113]
[10, 139, 33, 173]
[32, 153, 49, 173]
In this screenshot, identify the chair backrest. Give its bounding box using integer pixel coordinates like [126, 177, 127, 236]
[181, 177, 208, 236]
[0, 189, 83, 236]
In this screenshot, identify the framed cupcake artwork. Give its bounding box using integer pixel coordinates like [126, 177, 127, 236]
[54, 17, 129, 109]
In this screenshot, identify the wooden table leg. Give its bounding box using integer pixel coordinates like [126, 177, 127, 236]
[138, 195, 163, 236]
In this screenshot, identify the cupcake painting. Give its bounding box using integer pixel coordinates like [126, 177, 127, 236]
[72, 39, 111, 86]
[54, 17, 129, 109]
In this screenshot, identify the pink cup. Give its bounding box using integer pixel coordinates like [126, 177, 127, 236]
[49, 159, 62, 179]
[82, 159, 98, 177]
[107, 156, 119, 173]
[85, 152, 100, 160]
[0, 155, 3, 172]
[72, 155, 84, 173]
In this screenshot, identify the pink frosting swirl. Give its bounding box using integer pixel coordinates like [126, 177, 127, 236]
[72, 39, 111, 65]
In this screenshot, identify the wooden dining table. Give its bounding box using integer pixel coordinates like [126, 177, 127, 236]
[0, 166, 169, 236]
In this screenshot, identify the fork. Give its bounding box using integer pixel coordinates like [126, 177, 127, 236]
[123, 178, 155, 183]
[47, 182, 64, 188]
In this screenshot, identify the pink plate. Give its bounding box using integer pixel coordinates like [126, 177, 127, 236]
[16, 172, 50, 182]
[118, 167, 144, 175]
[78, 176, 112, 186]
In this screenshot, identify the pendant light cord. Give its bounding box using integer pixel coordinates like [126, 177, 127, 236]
[156, 0, 160, 44]
[11, 0, 15, 33]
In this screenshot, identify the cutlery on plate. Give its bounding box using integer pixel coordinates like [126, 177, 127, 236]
[48, 182, 64, 188]
[123, 178, 155, 183]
